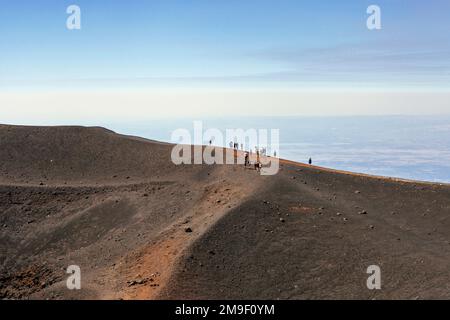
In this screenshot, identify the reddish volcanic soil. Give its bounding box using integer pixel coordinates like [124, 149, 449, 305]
[1, 124, 450, 300]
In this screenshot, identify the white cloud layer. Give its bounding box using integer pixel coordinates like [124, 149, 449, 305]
[1, 89, 450, 124]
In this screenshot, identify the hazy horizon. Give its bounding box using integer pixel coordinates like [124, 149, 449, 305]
[7, 115, 444, 184]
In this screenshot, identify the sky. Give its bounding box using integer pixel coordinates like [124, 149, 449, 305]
[1, 0, 450, 122]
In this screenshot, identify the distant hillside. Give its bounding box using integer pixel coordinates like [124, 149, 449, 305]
[0, 125, 172, 184]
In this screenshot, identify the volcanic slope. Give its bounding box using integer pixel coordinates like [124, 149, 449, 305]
[1, 124, 450, 299]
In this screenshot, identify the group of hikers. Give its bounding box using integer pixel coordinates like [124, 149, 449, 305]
[243, 149, 312, 172]
[244, 149, 263, 172]
[223, 140, 270, 172]
[229, 141, 244, 150]
[209, 139, 312, 171]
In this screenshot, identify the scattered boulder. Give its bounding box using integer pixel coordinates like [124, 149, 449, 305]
[127, 278, 148, 286]
[185, 227, 193, 233]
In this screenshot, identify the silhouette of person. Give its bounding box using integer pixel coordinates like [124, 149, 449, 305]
[244, 152, 249, 166]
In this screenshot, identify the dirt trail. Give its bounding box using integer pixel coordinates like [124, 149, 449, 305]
[110, 168, 266, 299]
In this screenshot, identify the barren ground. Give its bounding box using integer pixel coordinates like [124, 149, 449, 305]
[1, 124, 450, 299]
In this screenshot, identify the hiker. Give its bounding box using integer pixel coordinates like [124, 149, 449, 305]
[244, 152, 249, 166]
[254, 161, 261, 172]
[209, 139, 212, 145]
[229, 141, 233, 148]
[274, 151, 277, 157]
[308, 158, 312, 165]
[240, 143, 243, 150]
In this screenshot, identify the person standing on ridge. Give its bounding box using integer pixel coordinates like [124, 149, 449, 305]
[308, 158, 312, 165]
[244, 152, 249, 167]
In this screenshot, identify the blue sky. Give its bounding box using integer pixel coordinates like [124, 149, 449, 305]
[1, 1, 450, 122]
[1, 0, 450, 89]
